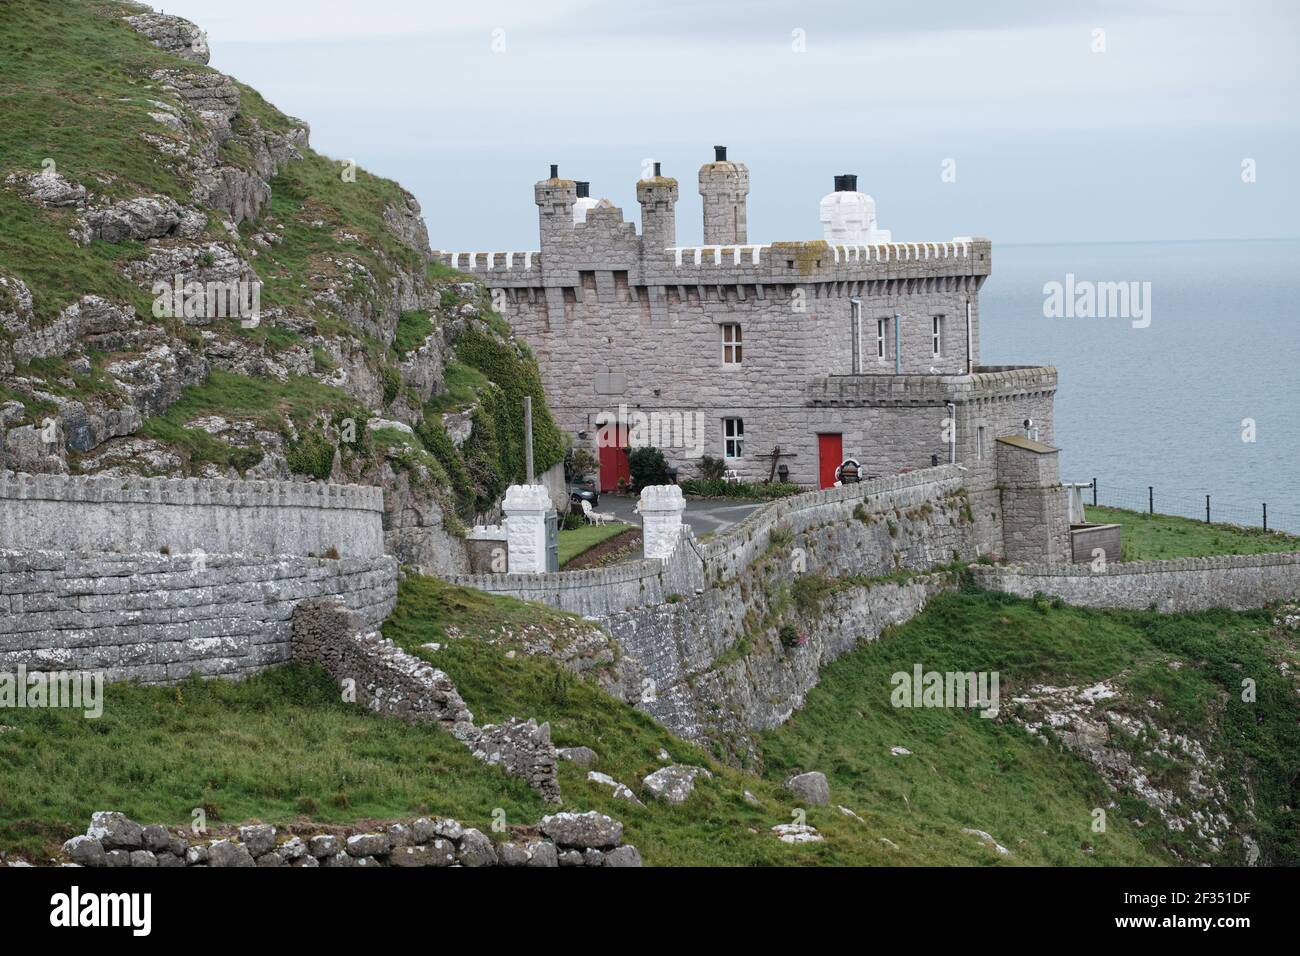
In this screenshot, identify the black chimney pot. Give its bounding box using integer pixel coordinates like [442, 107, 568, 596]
[653, 161, 662, 177]
[575, 181, 590, 198]
[833, 175, 844, 192]
[714, 145, 727, 162]
[842, 173, 858, 192]
[549, 164, 558, 179]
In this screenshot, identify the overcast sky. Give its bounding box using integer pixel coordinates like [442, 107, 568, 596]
[161, 0, 1299, 249]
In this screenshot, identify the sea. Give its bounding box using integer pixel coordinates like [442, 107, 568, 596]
[980, 239, 1300, 533]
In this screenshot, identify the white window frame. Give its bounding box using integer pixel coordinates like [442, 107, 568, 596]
[876, 317, 887, 360]
[721, 323, 743, 365]
[723, 417, 744, 458]
[932, 315, 943, 357]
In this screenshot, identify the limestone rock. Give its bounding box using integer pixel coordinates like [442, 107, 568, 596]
[129, 850, 158, 867]
[642, 764, 712, 805]
[124, 12, 210, 63]
[206, 840, 255, 867]
[772, 823, 823, 844]
[141, 824, 172, 852]
[345, 833, 388, 858]
[308, 834, 339, 858]
[603, 844, 643, 867]
[588, 771, 645, 806]
[87, 811, 144, 851]
[784, 771, 830, 806]
[62, 835, 106, 867]
[539, 811, 622, 850]
[456, 828, 497, 867]
[558, 746, 598, 768]
[238, 824, 276, 857]
[524, 841, 558, 867]
[5, 170, 86, 208]
[960, 828, 1012, 857]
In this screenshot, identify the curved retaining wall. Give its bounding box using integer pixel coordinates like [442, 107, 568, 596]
[0, 550, 397, 684]
[0, 470, 385, 558]
[973, 552, 1300, 612]
[445, 466, 973, 618]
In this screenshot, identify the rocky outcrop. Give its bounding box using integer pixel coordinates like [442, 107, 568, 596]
[124, 12, 210, 63]
[642, 764, 711, 805]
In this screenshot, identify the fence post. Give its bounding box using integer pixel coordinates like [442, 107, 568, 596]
[1092, 477, 1097, 507]
[1148, 486, 1153, 515]
[1205, 494, 1211, 524]
[1263, 503, 1268, 532]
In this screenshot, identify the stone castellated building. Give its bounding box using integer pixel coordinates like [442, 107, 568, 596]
[436, 147, 1068, 561]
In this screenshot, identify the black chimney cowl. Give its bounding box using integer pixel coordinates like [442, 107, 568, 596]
[653, 161, 662, 177]
[714, 145, 727, 162]
[842, 173, 858, 192]
[549, 163, 558, 179]
[575, 181, 590, 198]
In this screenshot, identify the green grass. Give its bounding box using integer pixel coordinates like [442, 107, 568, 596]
[761, 587, 1300, 866]
[3, 576, 1294, 865]
[1088, 505, 1300, 561]
[558, 523, 632, 566]
[0, 664, 548, 860]
[393, 310, 434, 355]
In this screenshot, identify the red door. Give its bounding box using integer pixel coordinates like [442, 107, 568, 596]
[817, 433, 843, 489]
[598, 425, 631, 492]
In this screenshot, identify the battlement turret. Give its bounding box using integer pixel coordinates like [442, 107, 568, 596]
[636, 162, 678, 252]
[698, 145, 750, 245]
[534, 163, 577, 253]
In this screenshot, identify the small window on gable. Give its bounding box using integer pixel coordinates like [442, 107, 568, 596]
[722, 323, 742, 364]
[877, 317, 887, 360]
[932, 315, 944, 357]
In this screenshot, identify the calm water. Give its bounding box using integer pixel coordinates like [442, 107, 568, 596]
[980, 239, 1300, 533]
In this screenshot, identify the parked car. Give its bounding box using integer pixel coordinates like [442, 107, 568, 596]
[569, 480, 599, 510]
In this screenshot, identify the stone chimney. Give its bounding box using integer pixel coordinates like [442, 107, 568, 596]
[698, 145, 749, 245]
[534, 163, 577, 253]
[636, 162, 679, 252]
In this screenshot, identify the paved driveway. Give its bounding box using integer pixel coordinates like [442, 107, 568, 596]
[596, 494, 765, 538]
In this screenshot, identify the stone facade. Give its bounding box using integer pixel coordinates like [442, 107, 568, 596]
[503, 483, 555, 574]
[435, 149, 1061, 496]
[638, 484, 686, 560]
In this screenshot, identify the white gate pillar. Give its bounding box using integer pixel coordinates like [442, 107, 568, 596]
[504, 484, 555, 573]
[640, 485, 686, 560]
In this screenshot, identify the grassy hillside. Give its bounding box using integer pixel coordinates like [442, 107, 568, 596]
[4, 575, 1293, 866]
[0, 0, 562, 519]
[1087, 506, 1300, 561]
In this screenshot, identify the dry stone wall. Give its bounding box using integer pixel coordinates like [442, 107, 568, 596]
[974, 552, 1300, 613]
[43, 809, 640, 868]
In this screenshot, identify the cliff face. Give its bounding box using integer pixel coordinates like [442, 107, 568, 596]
[0, 1, 562, 572]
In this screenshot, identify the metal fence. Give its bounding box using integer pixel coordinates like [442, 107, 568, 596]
[1081, 479, 1300, 536]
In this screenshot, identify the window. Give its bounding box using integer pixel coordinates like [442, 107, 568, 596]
[876, 318, 887, 360]
[723, 417, 744, 458]
[850, 300, 862, 373]
[976, 426, 986, 460]
[721, 323, 743, 364]
[932, 315, 944, 357]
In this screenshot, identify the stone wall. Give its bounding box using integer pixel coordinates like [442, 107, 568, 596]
[0, 550, 396, 683]
[292, 600, 561, 802]
[448, 467, 977, 757]
[973, 552, 1300, 612]
[0, 469, 385, 558]
[48, 809, 640, 868]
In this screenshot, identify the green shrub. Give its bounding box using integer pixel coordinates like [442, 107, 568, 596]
[679, 478, 804, 500]
[286, 431, 335, 480]
[380, 365, 402, 405]
[699, 455, 727, 481]
[628, 446, 670, 490]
